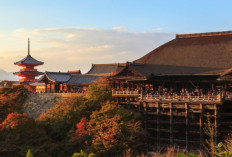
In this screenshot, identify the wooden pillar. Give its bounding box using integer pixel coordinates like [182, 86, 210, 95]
[144, 102, 148, 150]
[211, 83, 215, 91]
[49, 83, 52, 93]
[185, 103, 189, 151]
[170, 102, 173, 146]
[112, 81, 114, 90]
[200, 103, 203, 150]
[62, 84, 64, 92]
[45, 83, 47, 93]
[157, 102, 160, 150]
[214, 104, 217, 145]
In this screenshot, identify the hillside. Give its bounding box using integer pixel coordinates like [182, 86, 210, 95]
[0, 68, 18, 81]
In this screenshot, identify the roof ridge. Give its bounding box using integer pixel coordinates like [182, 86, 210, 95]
[46, 71, 70, 75]
[92, 63, 126, 66]
[176, 31, 232, 39]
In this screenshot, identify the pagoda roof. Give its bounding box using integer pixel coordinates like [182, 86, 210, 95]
[14, 54, 44, 65]
[134, 31, 232, 75]
[13, 71, 43, 76]
[87, 63, 126, 76]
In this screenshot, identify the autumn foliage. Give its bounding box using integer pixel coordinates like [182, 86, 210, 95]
[0, 81, 145, 156]
[0, 112, 33, 131]
[0, 86, 28, 120]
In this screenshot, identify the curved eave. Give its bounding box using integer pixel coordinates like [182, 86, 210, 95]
[13, 71, 43, 75]
[38, 72, 71, 83]
[38, 73, 56, 83]
[14, 62, 44, 66]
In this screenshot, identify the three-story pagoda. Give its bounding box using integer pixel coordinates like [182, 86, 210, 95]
[14, 39, 44, 92]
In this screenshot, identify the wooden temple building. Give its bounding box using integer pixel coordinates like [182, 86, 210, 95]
[38, 71, 100, 93]
[14, 39, 44, 92]
[13, 31, 232, 152]
[37, 63, 127, 93]
[103, 31, 232, 152]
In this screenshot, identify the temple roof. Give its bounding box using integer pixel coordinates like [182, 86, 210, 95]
[38, 71, 72, 83]
[38, 71, 99, 85]
[67, 75, 99, 85]
[14, 39, 44, 65]
[14, 54, 44, 65]
[135, 31, 232, 75]
[13, 71, 43, 76]
[86, 63, 126, 76]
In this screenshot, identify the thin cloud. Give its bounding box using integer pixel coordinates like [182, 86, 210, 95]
[0, 27, 175, 73]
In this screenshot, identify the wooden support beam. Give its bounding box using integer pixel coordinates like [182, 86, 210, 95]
[199, 103, 203, 150]
[45, 83, 47, 93]
[157, 102, 160, 150]
[170, 102, 173, 146]
[214, 104, 217, 145]
[185, 103, 189, 152]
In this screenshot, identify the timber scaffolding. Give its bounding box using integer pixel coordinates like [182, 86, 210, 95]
[112, 90, 232, 152]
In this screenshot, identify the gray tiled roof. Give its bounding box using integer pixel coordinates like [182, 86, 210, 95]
[87, 63, 126, 76]
[46, 72, 71, 82]
[13, 71, 43, 75]
[38, 72, 72, 83]
[67, 75, 99, 85]
[135, 31, 232, 75]
[14, 55, 44, 65]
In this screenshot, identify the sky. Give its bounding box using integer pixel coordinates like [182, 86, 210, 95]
[0, 0, 232, 74]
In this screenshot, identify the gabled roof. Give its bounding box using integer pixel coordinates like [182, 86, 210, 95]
[135, 31, 232, 75]
[67, 74, 99, 85]
[108, 62, 147, 80]
[14, 54, 44, 65]
[38, 71, 71, 83]
[86, 63, 126, 76]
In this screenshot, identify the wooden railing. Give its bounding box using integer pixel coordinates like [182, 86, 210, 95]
[37, 93, 84, 97]
[142, 94, 222, 102]
[112, 90, 139, 96]
[112, 90, 223, 102]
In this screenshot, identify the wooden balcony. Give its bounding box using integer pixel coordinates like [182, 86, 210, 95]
[142, 94, 222, 102]
[112, 90, 225, 102]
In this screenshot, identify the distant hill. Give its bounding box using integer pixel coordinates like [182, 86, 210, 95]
[0, 69, 18, 81]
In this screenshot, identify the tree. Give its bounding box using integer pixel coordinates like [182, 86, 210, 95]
[26, 149, 34, 157]
[86, 77, 112, 103]
[71, 118, 91, 147]
[0, 112, 34, 132]
[37, 97, 84, 140]
[89, 102, 145, 156]
[71, 150, 95, 157]
[0, 86, 28, 120]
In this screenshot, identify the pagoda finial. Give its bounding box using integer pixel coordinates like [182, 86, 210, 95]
[28, 38, 30, 56]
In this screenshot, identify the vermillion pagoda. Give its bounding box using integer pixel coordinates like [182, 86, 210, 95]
[14, 38, 44, 92]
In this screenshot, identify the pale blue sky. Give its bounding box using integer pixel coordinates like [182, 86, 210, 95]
[1, 0, 231, 33]
[0, 0, 231, 73]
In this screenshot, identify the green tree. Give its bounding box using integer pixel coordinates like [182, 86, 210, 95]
[26, 149, 33, 157]
[37, 97, 84, 140]
[71, 150, 96, 157]
[86, 77, 112, 104]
